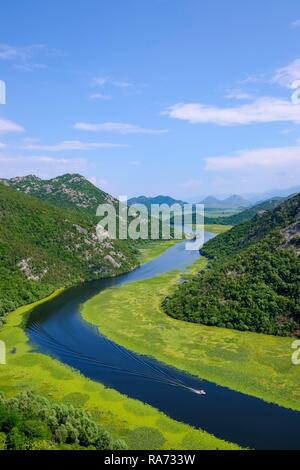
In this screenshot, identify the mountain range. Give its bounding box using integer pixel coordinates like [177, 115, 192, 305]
[200, 195, 251, 209]
[163, 193, 300, 337]
[0, 178, 138, 323]
[244, 185, 300, 203]
[204, 197, 284, 225]
[1, 174, 116, 216]
[186, 185, 300, 205]
[128, 194, 252, 210]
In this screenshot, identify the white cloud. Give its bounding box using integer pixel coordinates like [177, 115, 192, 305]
[0, 155, 83, 164]
[225, 89, 255, 100]
[205, 143, 300, 171]
[272, 58, 300, 88]
[89, 93, 112, 101]
[237, 58, 300, 89]
[0, 43, 58, 71]
[21, 139, 126, 151]
[0, 142, 6, 149]
[111, 80, 132, 88]
[94, 76, 132, 88]
[291, 19, 300, 29]
[238, 73, 268, 85]
[163, 97, 300, 126]
[74, 122, 168, 135]
[130, 160, 141, 166]
[0, 44, 43, 60]
[0, 118, 24, 133]
[0, 154, 86, 179]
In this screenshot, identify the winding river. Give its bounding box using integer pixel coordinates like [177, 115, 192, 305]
[26, 233, 300, 450]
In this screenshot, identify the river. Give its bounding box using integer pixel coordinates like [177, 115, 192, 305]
[26, 233, 300, 450]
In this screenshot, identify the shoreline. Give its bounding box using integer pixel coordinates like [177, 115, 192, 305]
[0, 239, 238, 450]
[82, 259, 300, 413]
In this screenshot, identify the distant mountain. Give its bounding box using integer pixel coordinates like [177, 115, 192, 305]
[128, 195, 187, 208]
[205, 197, 284, 226]
[223, 195, 251, 208]
[200, 194, 251, 209]
[2, 174, 116, 215]
[200, 196, 222, 208]
[163, 193, 300, 337]
[0, 184, 138, 323]
[245, 185, 300, 203]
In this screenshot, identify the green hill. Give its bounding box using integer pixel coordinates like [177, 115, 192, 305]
[128, 195, 187, 208]
[2, 174, 116, 215]
[163, 194, 300, 337]
[204, 197, 283, 225]
[0, 184, 138, 322]
[201, 194, 251, 209]
[4, 175, 174, 242]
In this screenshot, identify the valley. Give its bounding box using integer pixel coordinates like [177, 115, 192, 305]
[0, 175, 299, 451]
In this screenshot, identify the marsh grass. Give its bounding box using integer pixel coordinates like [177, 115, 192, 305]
[0, 281, 238, 450]
[82, 263, 300, 412]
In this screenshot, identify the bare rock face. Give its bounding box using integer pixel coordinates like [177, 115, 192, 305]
[4, 173, 118, 215]
[104, 255, 122, 269]
[281, 209, 300, 255]
[17, 259, 48, 281]
[73, 224, 88, 235]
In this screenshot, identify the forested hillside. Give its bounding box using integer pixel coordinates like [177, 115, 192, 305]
[2, 174, 116, 215]
[0, 184, 138, 322]
[204, 198, 284, 226]
[128, 195, 187, 208]
[163, 194, 300, 337]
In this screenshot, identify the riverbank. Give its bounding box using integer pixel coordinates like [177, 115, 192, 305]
[203, 224, 233, 234]
[138, 224, 231, 265]
[82, 262, 300, 412]
[0, 249, 239, 450]
[138, 240, 179, 264]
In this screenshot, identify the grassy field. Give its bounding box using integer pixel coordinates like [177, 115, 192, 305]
[138, 225, 231, 265]
[138, 240, 179, 264]
[204, 224, 232, 234]
[205, 209, 241, 218]
[0, 272, 238, 450]
[82, 263, 300, 412]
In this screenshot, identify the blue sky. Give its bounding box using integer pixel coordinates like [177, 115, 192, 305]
[1, 0, 300, 198]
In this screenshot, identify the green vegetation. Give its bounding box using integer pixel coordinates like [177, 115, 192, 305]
[0, 176, 230, 325]
[163, 194, 300, 336]
[203, 224, 232, 234]
[3, 173, 116, 215]
[0, 183, 138, 322]
[128, 195, 187, 208]
[205, 208, 241, 218]
[0, 391, 126, 450]
[0, 293, 238, 450]
[138, 240, 179, 264]
[204, 198, 283, 226]
[137, 225, 231, 264]
[82, 262, 300, 412]
[2, 175, 297, 449]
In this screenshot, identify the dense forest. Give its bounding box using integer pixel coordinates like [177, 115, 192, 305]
[0, 184, 139, 322]
[0, 392, 126, 450]
[163, 194, 300, 337]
